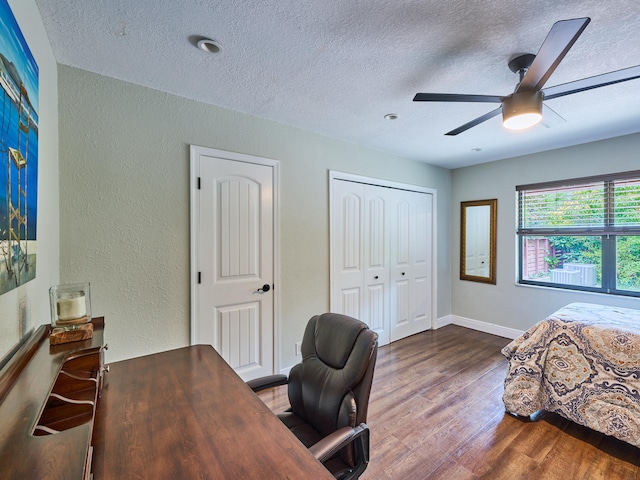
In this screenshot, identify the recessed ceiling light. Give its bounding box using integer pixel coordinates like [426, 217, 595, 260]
[384, 113, 398, 120]
[471, 148, 482, 152]
[197, 38, 222, 54]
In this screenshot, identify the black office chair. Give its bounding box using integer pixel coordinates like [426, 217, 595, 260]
[248, 313, 378, 480]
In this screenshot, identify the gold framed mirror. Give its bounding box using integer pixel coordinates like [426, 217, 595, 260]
[460, 199, 497, 284]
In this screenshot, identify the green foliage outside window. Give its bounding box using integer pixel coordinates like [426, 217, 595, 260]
[617, 236, 640, 291]
[518, 172, 640, 296]
[546, 235, 602, 280]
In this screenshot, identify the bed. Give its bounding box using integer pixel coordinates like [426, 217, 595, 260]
[502, 302, 640, 447]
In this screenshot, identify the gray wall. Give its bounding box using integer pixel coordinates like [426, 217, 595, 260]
[7, 0, 638, 371]
[0, 0, 59, 364]
[451, 133, 640, 332]
[57, 65, 452, 369]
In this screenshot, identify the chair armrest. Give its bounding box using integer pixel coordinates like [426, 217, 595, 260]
[246, 374, 288, 392]
[309, 423, 369, 463]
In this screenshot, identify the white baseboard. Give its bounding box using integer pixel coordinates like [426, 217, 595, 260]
[435, 314, 454, 329]
[436, 314, 524, 340]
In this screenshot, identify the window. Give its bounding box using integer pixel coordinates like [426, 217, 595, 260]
[517, 170, 640, 296]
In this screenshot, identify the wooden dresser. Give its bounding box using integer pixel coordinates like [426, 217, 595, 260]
[0, 318, 106, 479]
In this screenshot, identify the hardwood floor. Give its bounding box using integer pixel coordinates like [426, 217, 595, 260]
[257, 325, 640, 479]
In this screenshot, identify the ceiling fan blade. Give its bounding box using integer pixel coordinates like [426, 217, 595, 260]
[413, 93, 503, 103]
[540, 104, 565, 128]
[445, 107, 502, 136]
[517, 17, 590, 93]
[543, 65, 640, 100]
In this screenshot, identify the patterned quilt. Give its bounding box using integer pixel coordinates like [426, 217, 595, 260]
[502, 302, 640, 447]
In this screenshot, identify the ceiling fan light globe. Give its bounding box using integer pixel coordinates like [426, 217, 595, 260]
[503, 112, 543, 130]
[502, 91, 543, 130]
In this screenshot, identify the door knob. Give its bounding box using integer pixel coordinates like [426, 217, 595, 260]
[256, 284, 271, 293]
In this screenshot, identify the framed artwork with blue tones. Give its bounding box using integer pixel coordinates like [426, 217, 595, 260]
[0, 0, 38, 295]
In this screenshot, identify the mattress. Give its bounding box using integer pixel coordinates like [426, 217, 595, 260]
[502, 302, 640, 447]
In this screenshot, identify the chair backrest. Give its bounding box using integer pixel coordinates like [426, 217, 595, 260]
[287, 313, 378, 440]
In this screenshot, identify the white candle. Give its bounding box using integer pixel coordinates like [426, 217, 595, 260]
[57, 294, 86, 321]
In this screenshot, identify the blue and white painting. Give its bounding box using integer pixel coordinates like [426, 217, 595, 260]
[0, 0, 38, 295]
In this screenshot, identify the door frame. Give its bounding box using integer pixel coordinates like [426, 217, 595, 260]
[329, 170, 438, 331]
[190, 145, 281, 374]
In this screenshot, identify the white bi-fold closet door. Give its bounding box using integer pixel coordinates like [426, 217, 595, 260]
[330, 175, 435, 346]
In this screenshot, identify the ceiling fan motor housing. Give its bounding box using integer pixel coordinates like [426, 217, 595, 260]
[502, 91, 544, 129]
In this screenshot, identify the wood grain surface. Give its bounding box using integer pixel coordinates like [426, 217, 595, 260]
[258, 325, 640, 480]
[91, 345, 333, 479]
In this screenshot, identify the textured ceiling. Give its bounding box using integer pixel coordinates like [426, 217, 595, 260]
[35, 0, 640, 168]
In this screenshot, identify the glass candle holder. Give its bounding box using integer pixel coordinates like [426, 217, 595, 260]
[49, 283, 92, 330]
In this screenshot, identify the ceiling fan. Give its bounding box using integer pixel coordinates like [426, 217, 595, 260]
[413, 17, 640, 136]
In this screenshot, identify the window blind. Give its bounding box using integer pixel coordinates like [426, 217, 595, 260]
[613, 178, 640, 227]
[517, 171, 640, 235]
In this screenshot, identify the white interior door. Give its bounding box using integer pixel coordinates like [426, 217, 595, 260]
[190, 146, 277, 381]
[331, 180, 392, 345]
[331, 176, 434, 346]
[388, 190, 432, 341]
[331, 180, 365, 322]
[389, 191, 412, 342]
[363, 185, 391, 346]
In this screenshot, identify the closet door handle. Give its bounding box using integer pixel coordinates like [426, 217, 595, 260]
[374, 276, 379, 280]
[256, 284, 271, 293]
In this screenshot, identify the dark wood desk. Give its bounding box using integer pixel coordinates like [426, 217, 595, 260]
[0, 319, 106, 479]
[91, 345, 334, 479]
